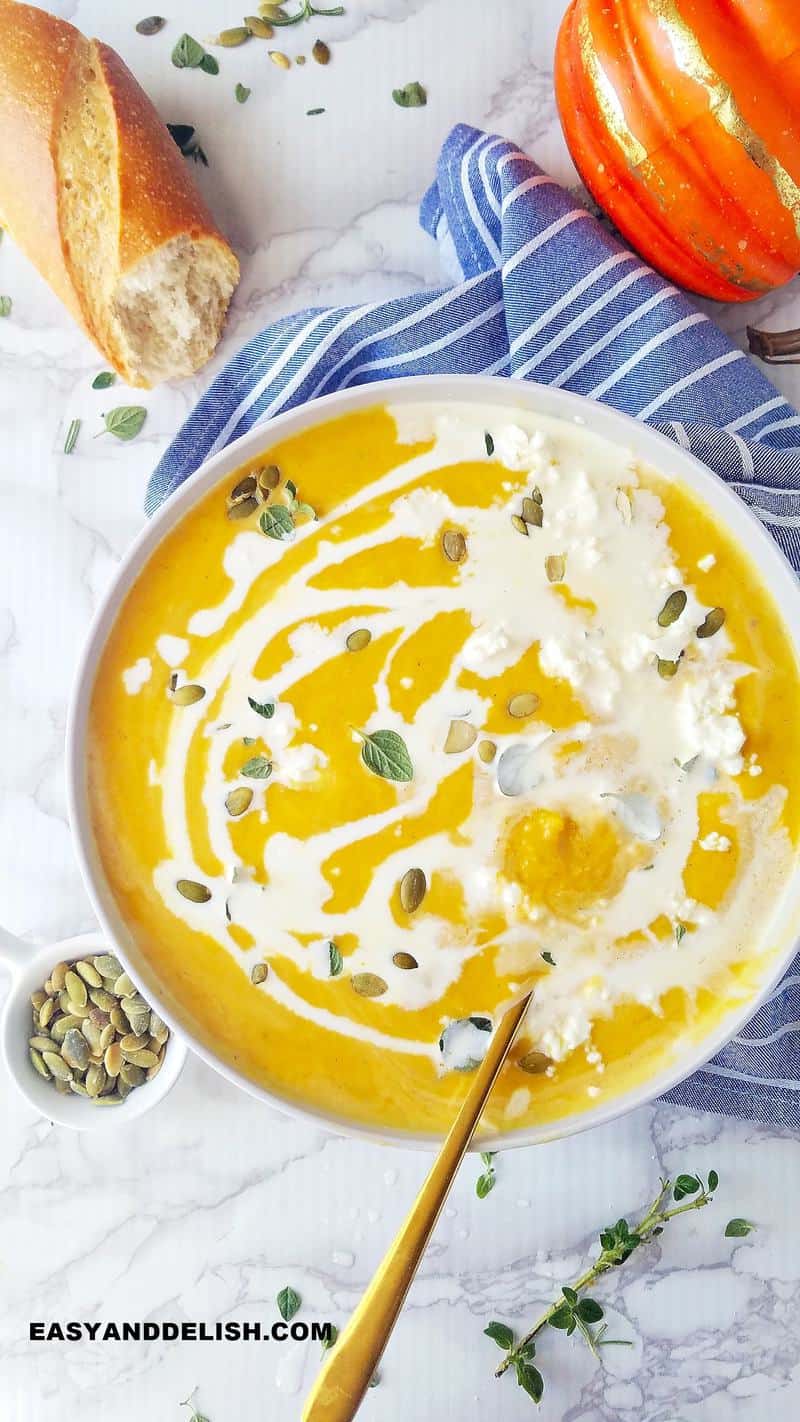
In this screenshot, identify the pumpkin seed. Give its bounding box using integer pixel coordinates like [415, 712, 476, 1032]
[257, 464, 281, 493]
[399, 866, 427, 914]
[269, 49, 291, 68]
[656, 656, 681, 680]
[100, 1022, 116, 1052]
[38, 997, 56, 1029]
[442, 530, 467, 564]
[518, 1049, 553, 1075]
[392, 952, 418, 970]
[147, 1055, 165, 1081]
[104, 1042, 123, 1077]
[245, 15, 274, 38]
[522, 497, 543, 528]
[86, 1063, 107, 1097]
[122, 1048, 159, 1068]
[120, 1063, 145, 1088]
[545, 553, 566, 583]
[171, 683, 206, 706]
[43, 1051, 72, 1082]
[697, 606, 726, 639]
[64, 971, 87, 1008]
[29, 1035, 54, 1053]
[508, 691, 540, 719]
[351, 973, 388, 998]
[531, 486, 543, 504]
[70, 1080, 89, 1097]
[51, 961, 69, 992]
[89, 988, 118, 1013]
[110, 1007, 127, 1032]
[75, 959, 103, 987]
[444, 719, 477, 753]
[150, 1013, 169, 1043]
[478, 739, 496, 763]
[251, 962, 268, 985]
[29, 1047, 50, 1079]
[61, 1029, 90, 1071]
[81, 1020, 103, 1054]
[260, 2, 288, 17]
[216, 26, 251, 45]
[346, 628, 372, 652]
[657, 589, 687, 627]
[312, 38, 330, 64]
[225, 785, 256, 823]
[93, 954, 123, 980]
[114, 972, 136, 998]
[227, 496, 259, 521]
[119, 1032, 145, 1053]
[229, 474, 258, 506]
[91, 1093, 125, 1107]
[511, 514, 529, 537]
[30, 989, 47, 1011]
[51, 1014, 81, 1042]
[177, 878, 212, 903]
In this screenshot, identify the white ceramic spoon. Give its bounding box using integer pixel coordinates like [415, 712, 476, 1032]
[0, 925, 186, 1130]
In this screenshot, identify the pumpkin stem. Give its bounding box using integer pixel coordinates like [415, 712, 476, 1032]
[747, 325, 800, 365]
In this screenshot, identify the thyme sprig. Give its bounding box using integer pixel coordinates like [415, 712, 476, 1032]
[268, 2, 345, 25]
[487, 1169, 718, 1403]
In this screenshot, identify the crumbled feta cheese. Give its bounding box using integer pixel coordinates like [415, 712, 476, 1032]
[156, 634, 189, 667]
[697, 553, 716, 572]
[698, 831, 732, 852]
[122, 657, 152, 694]
[280, 743, 328, 787]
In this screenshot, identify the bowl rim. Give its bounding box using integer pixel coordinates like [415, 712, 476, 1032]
[66, 374, 800, 1152]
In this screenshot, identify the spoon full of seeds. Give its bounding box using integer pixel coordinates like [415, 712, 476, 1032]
[0, 924, 186, 1130]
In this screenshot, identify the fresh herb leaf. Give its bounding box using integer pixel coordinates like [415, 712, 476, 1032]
[0, 295, 11, 317]
[235, 82, 251, 103]
[92, 371, 116, 389]
[674, 920, 687, 945]
[248, 696, 275, 719]
[241, 755, 273, 779]
[561, 1286, 578, 1306]
[259, 505, 295, 541]
[321, 1323, 338, 1352]
[64, 418, 81, 455]
[480, 1151, 495, 1168]
[576, 1298, 604, 1324]
[708, 1169, 719, 1192]
[515, 1360, 544, 1403]
[673, 1173, 701, 1201]
[484, 1321, 514, 1351]
[328, 941, 343, 977]
[100, 405, 147, 441]
[356, 728, 413, 782]
[476, 1171, 496, 1200]
[277, 1285, 301, 1322]
[484, 431, 494, 456]
[200, 53, 220, 75]
[541, 950, 556, 966]
[392, 81, 427, 108]
[307, 107, 326, 116]
[172, 33, 205, 68]
[725, 1217, 755, 1237]
[136, 16, 166, 35]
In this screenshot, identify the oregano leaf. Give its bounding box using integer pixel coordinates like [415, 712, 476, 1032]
[356, 728, 413, 783]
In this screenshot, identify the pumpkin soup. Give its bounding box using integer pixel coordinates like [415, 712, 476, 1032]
[86, 403, 800, 1136]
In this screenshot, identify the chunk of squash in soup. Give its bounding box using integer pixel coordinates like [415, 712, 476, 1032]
[87, 403, 800, 1137]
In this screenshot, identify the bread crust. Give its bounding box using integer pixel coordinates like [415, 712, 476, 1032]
[0, 0, 239, 382]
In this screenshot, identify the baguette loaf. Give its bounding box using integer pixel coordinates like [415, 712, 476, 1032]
[0, 0, 239, 386]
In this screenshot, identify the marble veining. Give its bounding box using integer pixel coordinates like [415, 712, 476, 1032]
[1, 1, 799, 1418]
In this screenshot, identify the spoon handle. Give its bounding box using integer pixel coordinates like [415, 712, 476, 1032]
[301, 991, 531, 1422]
[0, 925, 34, 975]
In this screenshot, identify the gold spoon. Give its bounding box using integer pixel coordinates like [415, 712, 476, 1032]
[301, 990, 532, 1422]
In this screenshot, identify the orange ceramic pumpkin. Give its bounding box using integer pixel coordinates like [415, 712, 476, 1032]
[555, 0, 800, 302]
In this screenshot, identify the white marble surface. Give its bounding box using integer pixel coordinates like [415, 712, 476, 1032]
[1, 2, 800, 1419]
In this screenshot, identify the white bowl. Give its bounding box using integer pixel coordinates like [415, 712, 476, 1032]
[65, 376, 800, 1150]
[0, 927, 187, 1131]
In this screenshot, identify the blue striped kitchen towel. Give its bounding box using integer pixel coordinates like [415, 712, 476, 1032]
[149, 123, 800, 1128]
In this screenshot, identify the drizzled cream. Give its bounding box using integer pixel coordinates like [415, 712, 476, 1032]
[121, 403, 795, 1085]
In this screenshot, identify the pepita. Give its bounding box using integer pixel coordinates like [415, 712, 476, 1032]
[30, 989, 47, 1011]
[100, 1022, 116, 1052]
[104, 1042, 123, 1077]
[251, 962, 268, 985]
[521, 497, 543, 528]
[70, 1080, 90, 1097]
[441, 530, 467, 564]
[511, 514, 529, 537]
[656, 656, 681, 680]
[38, 997, 56, 1029]
[120, 1063, 145, 1088]
[245, 15, 274, 38]
[545, 553, 566, 583]
[29, 1047, 50, 1079]
[51, 1014, 81, 1042]
[269, 49, 291, 68]
[216, 26, 251, 46]
[29, 1035, 54, 1054]
[91, 1094, 125, 1107]
[51, 961, 68, 992]
[697, 606, 726, 639]
[170, 683, 206, 706]
[65, 970, 87, 1008]
[177, 878, 212, 903]
[507, 691, 540, 719]
[517, 1049, 553, 1075]
[225, 785, 254, 818]
[399, 866, 427, 914]
[147, 1055, 165, 1081]
[89, 988, 118, 1013]
[392, 952, 418, 970]
[657, 589, 687, 627]
[444, 719, 477, 754]
[228, 474, 258, 505]
[351, 973, 388, 998]
[312, 38, 330, 64]
[93, 953, 123, 980]
[75, 959, 103, 987]
[61, 1029, 90, 1071]
[85, 1063, 107, 1098]
[257, 464, 281, 493]
[81, 1020, 103, 1055]
[616, 489, 633, 525]
[42, 1051, 72, 1082]
[114, 972, 136, 998]
[227, 495, 259, 521]
[478, 739, 497, 763]
[531, 486, 543, 505]
[260, 2, 288, 17]
[119, 1032, 145, 1053]
[122, 1048, 159, 1068]
[346, 628, 372, 653]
